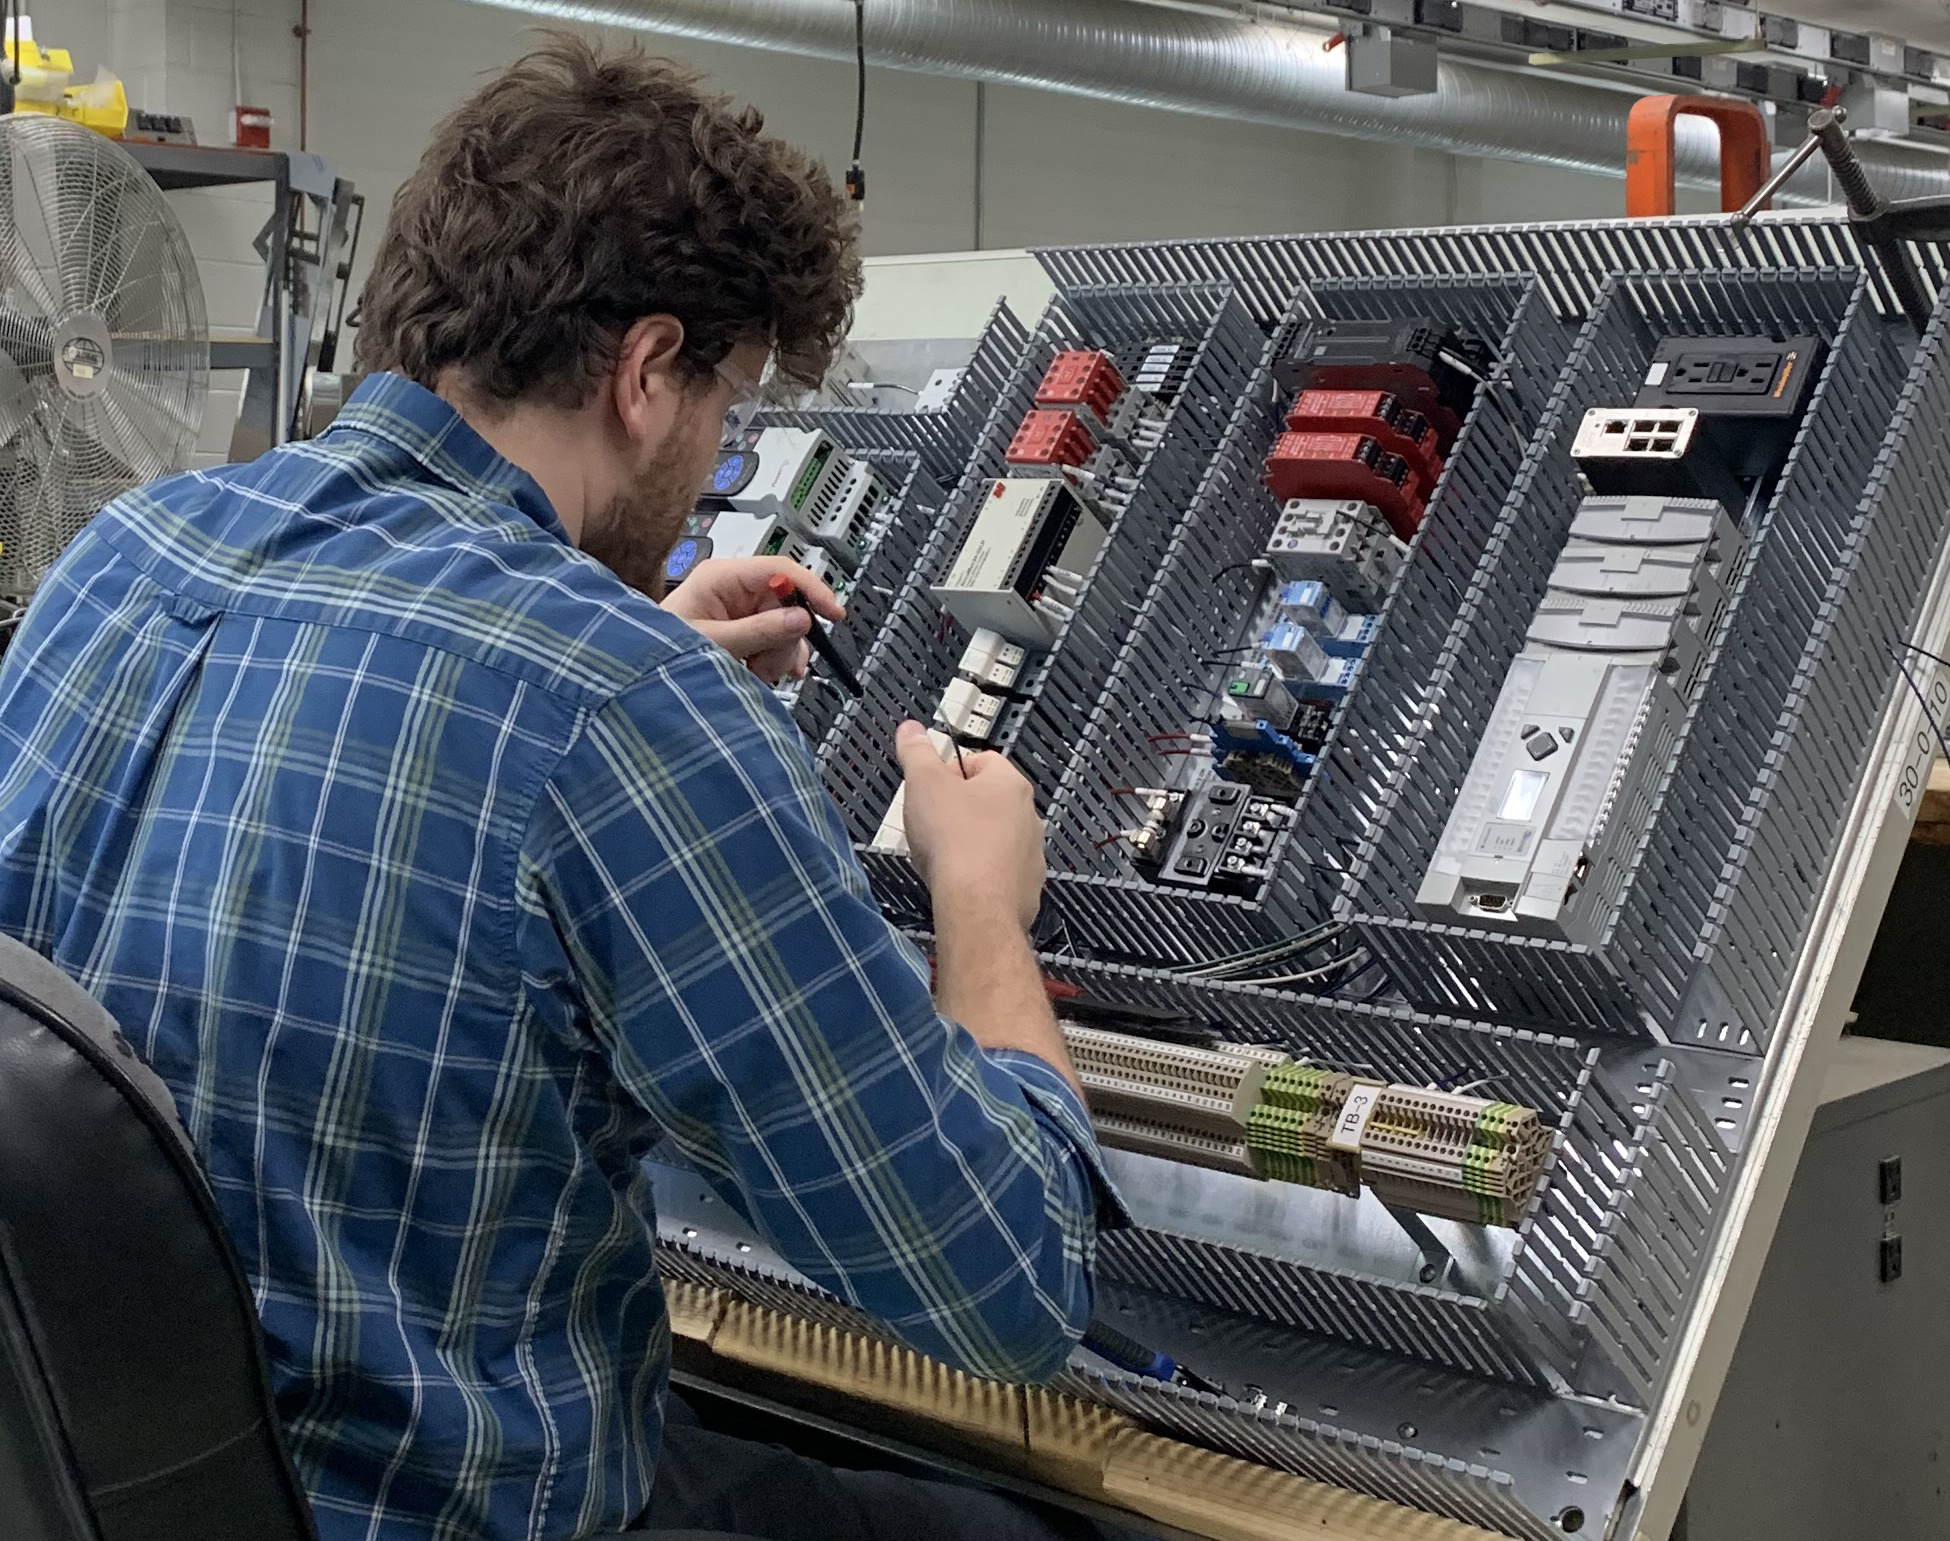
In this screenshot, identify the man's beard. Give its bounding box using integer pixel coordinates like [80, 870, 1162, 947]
[578, 434, 698, 601]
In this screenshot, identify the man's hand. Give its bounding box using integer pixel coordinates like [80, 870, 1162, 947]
[663, 557, 844, 684]
[897, 721, 1078, 1097]
[895, 720, 1045, 931]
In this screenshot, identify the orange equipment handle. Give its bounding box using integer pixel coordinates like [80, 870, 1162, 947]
[1625, 95, 1772, 218]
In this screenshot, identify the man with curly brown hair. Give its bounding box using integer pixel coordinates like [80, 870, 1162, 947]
[0, 35, 1122, 1541]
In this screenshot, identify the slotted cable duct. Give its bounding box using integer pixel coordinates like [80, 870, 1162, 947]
[457, 0, 1950, 206]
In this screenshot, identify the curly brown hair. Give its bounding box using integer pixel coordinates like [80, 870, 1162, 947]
[354, 35, 862, 405]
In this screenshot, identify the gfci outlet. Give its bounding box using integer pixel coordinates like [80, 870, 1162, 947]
[1662, 351, 1784, 394]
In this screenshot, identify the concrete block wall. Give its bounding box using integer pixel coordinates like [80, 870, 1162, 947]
[146, 0, 300, 467]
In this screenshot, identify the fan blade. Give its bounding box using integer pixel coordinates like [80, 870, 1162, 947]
[0, 310, 54, 365]
[94, 370, 197, 478]
[5, 133, 69, 322]
[0, 350, 44, 453]
[8, 391, 82, 578]
[87, 198, 167, 322]
[82, 394, 145, 480]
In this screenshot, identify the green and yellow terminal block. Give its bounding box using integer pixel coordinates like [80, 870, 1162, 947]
[1062, 1023, 1553, 1229]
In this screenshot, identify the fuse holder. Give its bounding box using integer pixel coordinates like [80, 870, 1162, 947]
[1035, 348, 1127, 423]
[1007, 408, 1097, 469]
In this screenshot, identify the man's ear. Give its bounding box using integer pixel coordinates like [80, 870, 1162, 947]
[611, 315, 688, 441]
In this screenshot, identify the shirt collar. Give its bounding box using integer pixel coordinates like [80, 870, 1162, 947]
[330, 372, 572, 545]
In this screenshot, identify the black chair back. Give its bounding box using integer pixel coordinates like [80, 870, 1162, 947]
[0, 933, 316, 1541]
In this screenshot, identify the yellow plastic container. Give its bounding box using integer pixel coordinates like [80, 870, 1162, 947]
[6, 35, 131, 139]
[57, 75, 128, 138]
[4, 38, 74, 105]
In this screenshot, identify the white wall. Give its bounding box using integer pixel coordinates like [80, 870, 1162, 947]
[62, 0, 1710, 456]
[301, 0, 1673, 303]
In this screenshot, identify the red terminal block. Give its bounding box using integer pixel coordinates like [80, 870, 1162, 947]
[1035, 349, 1127, 426]
[1265, 431, 1425, 540]
[1007, 408, 1098, 469]
[1284, 389, 1443, 495]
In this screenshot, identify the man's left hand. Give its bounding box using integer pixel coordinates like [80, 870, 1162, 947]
[662, 557, 845, 685]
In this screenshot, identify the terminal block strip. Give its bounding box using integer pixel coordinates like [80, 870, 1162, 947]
[1062, 1024, 1553, 1228]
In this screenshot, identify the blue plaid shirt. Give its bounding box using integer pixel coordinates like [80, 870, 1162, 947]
[0, 374, 1114, 1541]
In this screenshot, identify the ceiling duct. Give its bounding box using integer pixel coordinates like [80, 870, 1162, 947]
[459, 0, 1950, 206]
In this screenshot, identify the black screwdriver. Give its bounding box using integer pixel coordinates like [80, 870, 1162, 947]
[768, 575, 862, 698]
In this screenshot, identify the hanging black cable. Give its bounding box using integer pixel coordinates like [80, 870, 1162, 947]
[845, 0, 866, 203]
[0, 0, 19, 115]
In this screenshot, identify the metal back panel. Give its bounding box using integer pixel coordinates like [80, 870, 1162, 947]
[1038, 275, 1572, 964]
[658, 217, 1950, 1541]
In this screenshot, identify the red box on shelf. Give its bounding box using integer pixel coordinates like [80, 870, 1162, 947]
[1284, 389, 1443, 494]
[1007, 408, 1097, 469]
[1264, 431, 1425, 539]
[233, 105, 273, 150]
[1035, 349, 1126, 424]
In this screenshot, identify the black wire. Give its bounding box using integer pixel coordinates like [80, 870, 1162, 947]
[1897, 638, 1950, 674]
[850, 0, 867, 166]
[1892, 649, 1950, 768]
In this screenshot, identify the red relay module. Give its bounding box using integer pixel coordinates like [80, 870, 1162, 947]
[1284, 389, 1443, 494]
[1264, 431, 1425, 539]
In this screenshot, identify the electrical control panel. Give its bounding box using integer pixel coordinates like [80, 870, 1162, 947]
[658, 227, 1950, 1541]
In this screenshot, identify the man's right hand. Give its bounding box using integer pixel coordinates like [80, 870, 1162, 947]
[894, 719, 1045, 931]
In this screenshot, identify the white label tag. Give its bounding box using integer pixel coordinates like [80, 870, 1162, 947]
[1644, 360, 1669, 386]
[1328, 1083, 1385, 1153]
[1894, 664, 1950, 822]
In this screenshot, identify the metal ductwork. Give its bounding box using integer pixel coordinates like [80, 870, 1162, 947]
[460, 0, 1950, 207]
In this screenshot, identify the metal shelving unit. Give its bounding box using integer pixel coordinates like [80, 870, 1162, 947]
[124, 140, 361, 460]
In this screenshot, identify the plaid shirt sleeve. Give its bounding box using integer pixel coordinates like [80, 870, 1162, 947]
[514, 641, 1120, 1384]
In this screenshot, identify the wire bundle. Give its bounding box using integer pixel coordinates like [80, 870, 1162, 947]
[1166, 921, 1363, 989]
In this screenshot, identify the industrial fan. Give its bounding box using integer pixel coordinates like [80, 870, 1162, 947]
[0, 112, 206, 598]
